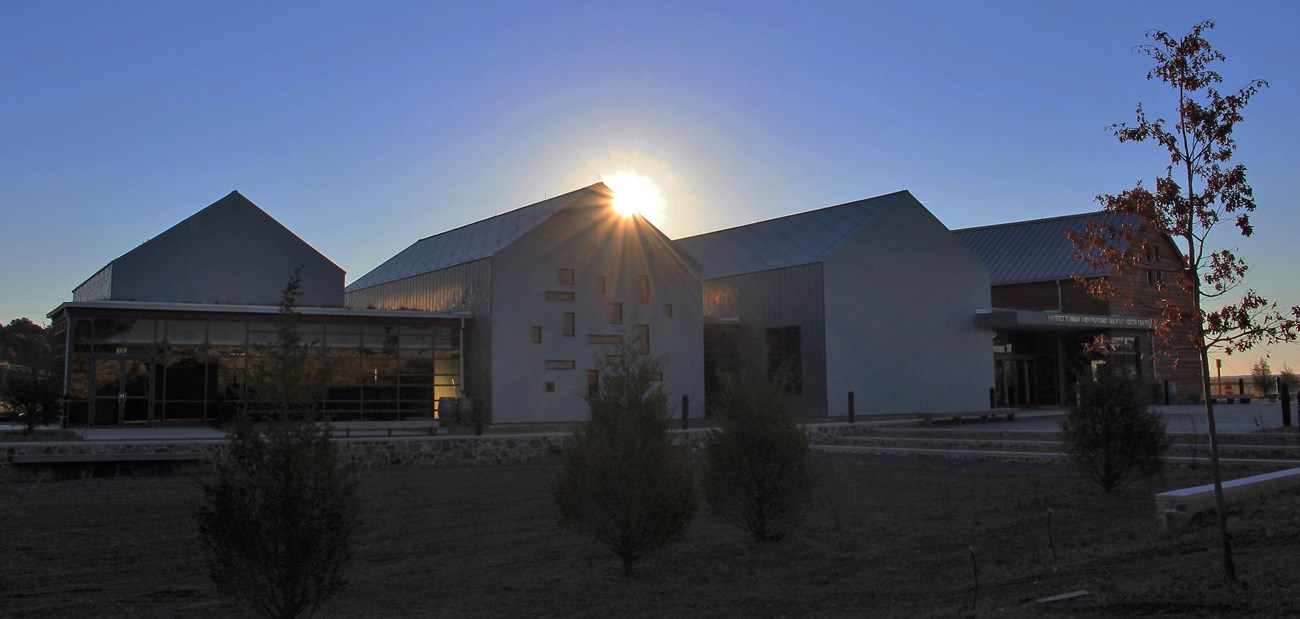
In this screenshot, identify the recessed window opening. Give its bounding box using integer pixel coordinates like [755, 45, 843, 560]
[558, 268, 575, 286]
[563, 313, 576, 337]
[607, 303, 623, 325]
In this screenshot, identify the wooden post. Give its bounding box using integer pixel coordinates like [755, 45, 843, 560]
[474, 397, 483, 436]
[848, 391, 855, 424]
[1282, 383, 1292, 428]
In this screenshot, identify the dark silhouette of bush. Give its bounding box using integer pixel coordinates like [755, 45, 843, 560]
[703, 372, 814, 541]
[196, 271, 360, 619]
[553, 342, 695, 576]
[1060, 369, 1172, 493]
[2, 371, 59, 433]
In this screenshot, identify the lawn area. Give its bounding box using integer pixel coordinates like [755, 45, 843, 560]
[2, 454, 1298, 617]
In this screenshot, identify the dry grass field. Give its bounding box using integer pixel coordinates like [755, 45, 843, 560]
[2, 454, 1298, 617]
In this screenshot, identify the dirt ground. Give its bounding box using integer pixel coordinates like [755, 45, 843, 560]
[1, 454, 1298, 618]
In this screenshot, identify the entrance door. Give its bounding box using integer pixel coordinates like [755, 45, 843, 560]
[994, 356, 1035, 407]
[92, 357, 153, 426]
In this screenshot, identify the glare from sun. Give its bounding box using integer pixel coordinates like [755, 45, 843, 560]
[604, 171, 666, 224]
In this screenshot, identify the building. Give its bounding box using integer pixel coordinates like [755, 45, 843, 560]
[954, 213, 1199, 406]
[50, 192, 466, 426]
[344, 183, 705, 424]
[675, 190, 994, 417]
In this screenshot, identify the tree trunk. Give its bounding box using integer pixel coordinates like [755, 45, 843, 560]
[1193, 273, 1237, 583]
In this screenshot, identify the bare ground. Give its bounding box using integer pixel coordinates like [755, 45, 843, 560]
[2, 454, 1298, 618]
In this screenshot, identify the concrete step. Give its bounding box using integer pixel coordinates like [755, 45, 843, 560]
[812, 443, 1300, 469]
[826, 434, 1300, 459]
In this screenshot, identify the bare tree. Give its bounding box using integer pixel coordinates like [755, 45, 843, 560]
[1070, 20, 1299, 582]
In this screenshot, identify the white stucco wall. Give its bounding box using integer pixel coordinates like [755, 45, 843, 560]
[821, 197, 993, 414]
[489, 202, 704, 423]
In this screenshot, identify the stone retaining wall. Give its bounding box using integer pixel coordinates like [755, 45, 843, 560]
[0, 421, 886, 477]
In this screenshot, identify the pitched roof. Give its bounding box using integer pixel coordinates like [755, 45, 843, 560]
[953, 212, 1132, 285]
[673, 190, 911, 279]
[75, 190, 343, 292]
[346, 184, 607, 292]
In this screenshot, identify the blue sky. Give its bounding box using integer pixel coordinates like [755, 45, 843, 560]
[3, 1, 1298, 374]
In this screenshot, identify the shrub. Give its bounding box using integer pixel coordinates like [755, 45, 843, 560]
[703, 372, 814, 542]
[196, 271, 360, 619]
[1060, 370, 1171, 493]
[1, 371, 59, 434]
[1280, 364, 1298, 394]
[553, 342, 695, 576]
[1252, 358, 1275, 396]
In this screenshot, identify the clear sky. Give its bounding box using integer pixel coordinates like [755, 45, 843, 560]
[3, 1, 1297, 376]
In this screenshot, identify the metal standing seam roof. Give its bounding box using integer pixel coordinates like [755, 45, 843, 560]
[952, 212, 1138, 285]
[673, 191, 911, 280]
[346, 184, 605, 292]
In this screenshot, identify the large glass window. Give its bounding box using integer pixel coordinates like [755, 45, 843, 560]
[766, 326, 803, 394]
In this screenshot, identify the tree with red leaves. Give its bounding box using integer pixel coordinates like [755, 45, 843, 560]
[1070, 20, 1299, 584]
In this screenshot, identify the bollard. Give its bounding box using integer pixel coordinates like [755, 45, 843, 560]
[848, 391, 856, 424]
[474, 397, 483, 436]
[682, 394, 689, 430]
[1281, 383, 1292, 425]
[989, 387, 995, 409]
[1239, 378, 1249, 404]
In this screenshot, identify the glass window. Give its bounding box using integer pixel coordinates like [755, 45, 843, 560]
[165, 320, 206, 345]
[544, 360, 576, 370]
[532, 326, 542, 344]
[208, 321, 246, 346]
[545, 291, 575, 302]
[637, 324, 650, 354]
[607, 303, 623, 325]
[586, 334, 621, 345]
[663, 304, 673, 318]
[557, 268, 575, 285]
[563, 313, 575, 337]
[766, 326, 803, 394]
[638, 275, 649, 304]
[596, 275, 607, 294]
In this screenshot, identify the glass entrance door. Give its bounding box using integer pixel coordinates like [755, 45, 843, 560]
[92, 357, 153, 426]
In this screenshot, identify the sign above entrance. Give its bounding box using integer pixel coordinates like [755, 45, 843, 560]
[1044, 314, 1153, 329]
[976, 309, 1154, 331]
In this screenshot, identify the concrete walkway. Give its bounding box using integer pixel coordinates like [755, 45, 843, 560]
[926, 402, 1299, 435]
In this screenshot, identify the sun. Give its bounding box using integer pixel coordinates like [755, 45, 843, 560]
[603, 170, 666, 223]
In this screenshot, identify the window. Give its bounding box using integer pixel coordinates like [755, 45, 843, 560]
[662, 304, 673, 318]
[544, 360, 576, 370]
[545, 291, 575, 302]
[563, 313, 575, 337]
[545, 382, 556, 393]
[637, 324, 650, 354]
[532, 326, 542, 344]
[587, 370, 599, 398]
[1146, 247, 1163, 285]
[607, 303, 623, 325]
[557, 268, 575, 286]
[586, 334, 621, 345]
[1109, 336, 1141, 377]
[766, 326, 803, 394]
[638, 275, 650, 304]
[596, 275, 607, 294]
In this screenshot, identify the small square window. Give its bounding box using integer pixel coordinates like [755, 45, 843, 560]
[558, 268, 575, 286]
[532, 326, 542, 343]
[607, 303, 623, 325]
[662, 304, 673, 318]
[563, 313, 575, 337]
[596, 275, 607, 294]
[545, 382, 556, 393]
